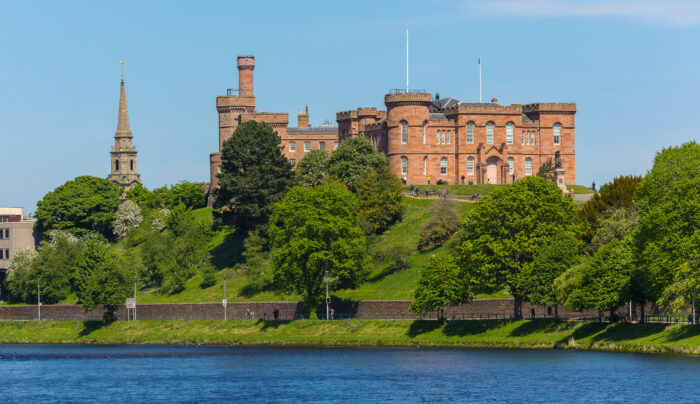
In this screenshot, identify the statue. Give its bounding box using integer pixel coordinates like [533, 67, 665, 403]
[554, 151, 562, 169]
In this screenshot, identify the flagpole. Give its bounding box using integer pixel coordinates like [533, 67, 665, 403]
[406, 27, 409, 93]
[478, 56, 482, 103]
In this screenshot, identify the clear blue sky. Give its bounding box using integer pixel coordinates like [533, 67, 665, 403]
[2, 0, 699, 212]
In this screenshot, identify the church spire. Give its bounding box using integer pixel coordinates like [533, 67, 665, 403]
[116, 61, 131, 136]
[109, 60, 141, 190]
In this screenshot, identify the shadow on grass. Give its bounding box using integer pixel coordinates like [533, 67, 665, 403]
[663, 324, 700, 342]
[366, 264, 404, 283]
[407, 319, 509, 338]
[78, 320, 105, 337]
[210, 229, 245, 270]
[509, 319, 578, 336]
[258, 319, 293, 331]
[238, 278, 278, 299]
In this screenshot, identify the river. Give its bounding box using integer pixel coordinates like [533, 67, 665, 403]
[0, 345, 697, 403]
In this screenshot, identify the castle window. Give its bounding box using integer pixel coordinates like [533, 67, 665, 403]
[334, 141, 338, 150]
[289, 142, 296, 152]
[486, 122, 494, 144]
[423, 156, 427, 175]
[532, 132, 536, 145]
[401, 156, 408, 175]
[525, 157, 532, 176]
[436, 130, 440, 144]
[115, 160, 120, 171]
[400, 121, 408, 144]
[446, 130, 451, 145]
[440, 157, 447, 175]
[526, 131, 530, 145]
[441, 130, 445, 145]
[553, 123, 561, 145]
[319, 141, 326, 150]
[422, 123, 426, 144]
[290, 158, 296, 167]
[506, 122, 514, 144]
[508, 157, 514, 175]
[467, 157, 474, 175]
[304, 141, 310, 152]
[466, 122, 474, 144]
[522, 131, 525, 144]
[130, 160, 134, 170]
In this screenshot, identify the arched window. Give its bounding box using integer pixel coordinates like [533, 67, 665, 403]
[115, 160, 120, 171]
[553, 123, 561, 145]
[506, 122, 514, 144]
[531, 132, 536, 145]
[422, 122, 426, 144]
[401, 156, 408, 175]
[486, 122, 494, 144]
[130, 160, 134, 170]
[467, 157, 474, 175]
[400, 121, 408, 144]
[446, 130, 451, 145]
[466, 122, 474, 144]
[440, 157, 448, 175]
[507, 157, 514, 175]
[290, 158, 296, 166]
[525, 157, 532, 176]
[423, 156, 427, 175]
[441, 130, 445, 145]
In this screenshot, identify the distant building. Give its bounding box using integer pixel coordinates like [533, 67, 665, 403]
[0, 207, 38, 299]
[108, 70, 141, 190]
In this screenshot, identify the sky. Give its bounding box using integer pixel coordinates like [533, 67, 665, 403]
[2, 0, 699, 212]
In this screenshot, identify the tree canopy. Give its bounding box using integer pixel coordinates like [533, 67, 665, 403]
[326, 137, 387, 192]
[410, 253, 470, 321]
[35, 176, 122, 240]
[295, 149, 330, 187]
[579, 175, 642, 243]
[268, 182, 367, 315]
[214, 121, 294, 232]
[354, 165, 405, 234]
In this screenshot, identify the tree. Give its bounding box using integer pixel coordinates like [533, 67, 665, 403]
[71, 236, 113, 302]
[456, 176, 579, 319]
[418, 198, 460, 251]
[126, 183, 155, 208]
[410, 253, 471, 321]
[520, 231, 582, 319]
[635, 141, 700, 313]
[80, 250, 131, 323]
[214, 121, 294, 232]
[536, 158, 556, 182]
[559, 239, 634, 321]
[590, 208, 638, 251]
[167, 181, 206, 210]
[295, 150, 330, 187]
[269, 183, 367, 316]
[659, 258, 700, 325]
[326, 137, 386, 192]
[35, 176, 122, 239]
[5, 249, 37, 303]
[579, 175, 642, 243]
[112, 200, 143, 239]
[354, 165, 405, 234]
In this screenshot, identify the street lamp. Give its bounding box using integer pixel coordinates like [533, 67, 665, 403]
[223, 274, 227, 321]
[325, 270, 329, 320]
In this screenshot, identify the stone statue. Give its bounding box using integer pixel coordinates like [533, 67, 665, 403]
[554, 151, 562, 169]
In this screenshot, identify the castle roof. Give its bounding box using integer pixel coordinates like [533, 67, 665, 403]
[431, 97, 460, 110]
[287, 126, 338, 134]
[429, 112, 447, 120]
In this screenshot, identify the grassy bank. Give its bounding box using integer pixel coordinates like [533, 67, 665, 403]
[1, 319, 698, 355]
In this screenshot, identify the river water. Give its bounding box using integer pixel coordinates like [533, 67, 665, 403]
[0, 345, 698, 403]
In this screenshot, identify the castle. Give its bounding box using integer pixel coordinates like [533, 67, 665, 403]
[206, 55, 575, 203]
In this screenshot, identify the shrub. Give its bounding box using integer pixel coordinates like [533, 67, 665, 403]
[418, 199, 459, 251]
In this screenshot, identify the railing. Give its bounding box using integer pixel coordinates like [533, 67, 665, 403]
[388, 89, 429, 95]
[226, 88, 239, 96]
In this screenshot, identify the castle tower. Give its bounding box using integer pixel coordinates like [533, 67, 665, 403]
[237, 55, 255, 97]
[108, 64, 141, 190]
[385, 91, 432, 182]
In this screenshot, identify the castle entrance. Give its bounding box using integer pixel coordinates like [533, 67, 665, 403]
[485, 156, 501, 184]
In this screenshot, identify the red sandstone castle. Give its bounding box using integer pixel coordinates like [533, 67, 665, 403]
[208, 56, 575, 202]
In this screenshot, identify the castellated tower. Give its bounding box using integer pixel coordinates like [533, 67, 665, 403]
[385, 91, 432, 180]
[108, 73, 141, 190]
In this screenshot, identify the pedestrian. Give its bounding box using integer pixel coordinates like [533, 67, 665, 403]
[273, 308, 279, 321]
[530, 308, 535, 320]
[246, 309, 251, 319]
[427, 176, 431, 185]
[461, 175, 465, 184]
[512, 174, 515, 183]
[330, 308, 335, 320]
[410, 184, 414, 194]
[251, 310, 255, 319]
[401, 176, 407, 185]
[425, 186, 429, 197]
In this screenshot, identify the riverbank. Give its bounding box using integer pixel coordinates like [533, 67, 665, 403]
[0, 319, 698, 355]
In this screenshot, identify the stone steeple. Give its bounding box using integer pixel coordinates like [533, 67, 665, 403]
[108, 64, 141, 190]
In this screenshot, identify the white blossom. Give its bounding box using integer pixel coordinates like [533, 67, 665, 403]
[113, 200, 143, 239]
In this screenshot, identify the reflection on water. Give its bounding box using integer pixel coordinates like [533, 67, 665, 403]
[0, 345, 698, 403]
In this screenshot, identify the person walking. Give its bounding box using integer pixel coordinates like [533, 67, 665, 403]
[461, 175, 465, 184]
[427, 176, 431, 185]
[424, 186, 429, 197]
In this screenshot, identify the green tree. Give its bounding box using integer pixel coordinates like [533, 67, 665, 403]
[418, 198, 460, 251]
[536, 158, 556, 182]
[579, 175, 642, 243]
[80, 250, 131, 323]
[590, 208, 638, 251]
[167, 181, 206, 210]
[326, 137, 386, 192]
[126, 183, 155, 208]
[71, 236, 113, 302]
[410, 253, 471, 321]
[658, 257, 700, 325]
[35, 176, 122, 239]
[269, 182, 367, 316]
[457, 176, 579, 319]
[635, 141, 700, 313]
[112, 200, 143, 239]
[354, 165, 405, 234]
[295, 149, 330, 187]
[214, 121, 294, 232]
[5, 249, 37, 303]
[520, 231, 582, 319]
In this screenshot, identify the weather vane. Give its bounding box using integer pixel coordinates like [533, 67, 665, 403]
[120, 60, 124, 81]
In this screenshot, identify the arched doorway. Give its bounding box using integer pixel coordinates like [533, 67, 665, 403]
[485, 156, 502, 184]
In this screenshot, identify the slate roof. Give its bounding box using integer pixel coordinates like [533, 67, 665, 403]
[287, 126, 338, 134]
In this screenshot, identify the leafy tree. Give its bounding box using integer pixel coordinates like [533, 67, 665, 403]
[71, 236, 113, 302]
[354, 165, 405, 234]
[326, 137, 386, 192]
[520, 231, 582, 318]
[579, 175, 642, 243]
[35, 176, 122, 239]
[214, 121, 294, 232]
[5, 249, 37, 303]
[658, 257, 700, 325]
[536, 158, 556, 182]
[80, 249, 131, 323]
[295, 150, 330, 187]
[112, 200, 143, 239]
[152, 186, 170, 208]
[269, 183, 367, 316]
[559, 239, 634, 321]
[199, 264, 217, 289]
[126, 183, 155, 208]
[457, 176, 579, 319]
[419, 198, 460, 251]
[590, 208, 638, 251]
[635, 141, 700, 311]
[410, 253, 471, 321]
[167, 181, 206, 210]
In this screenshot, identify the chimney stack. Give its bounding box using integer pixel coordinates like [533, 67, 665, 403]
[298, 106, 309, 128]
[237, 55, 255, 97]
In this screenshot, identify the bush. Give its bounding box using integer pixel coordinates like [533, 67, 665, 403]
[112, 200, 143, 239]
[199, 265, 217, 289]
[373, 244, 411, 272]
[418, 199, 459, 251]
[355, 165, 405, 234]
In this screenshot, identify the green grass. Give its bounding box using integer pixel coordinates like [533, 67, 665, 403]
[407, 184, 501, 197]
[1, 319, 698, 355]
[566, 184, 595, 194]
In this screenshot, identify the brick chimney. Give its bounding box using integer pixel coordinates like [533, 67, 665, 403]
[237, 55, 255, 97]
[297, 106, 309, 128]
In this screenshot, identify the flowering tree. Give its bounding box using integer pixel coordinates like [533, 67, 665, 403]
[112, 200, 143, 239]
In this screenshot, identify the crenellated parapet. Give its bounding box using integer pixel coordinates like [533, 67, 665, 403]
[336, 110, 358, 120]
[384, 91, 432, 106]
[240, 112, 289, 127]
[522, 103, 576, 113]
[446, 103, 522, 115]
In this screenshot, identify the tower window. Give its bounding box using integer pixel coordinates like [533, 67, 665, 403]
[522, 131, 525, 144]
[553, 123, 561, 145]
[441, 130, 445, 145]
[436, 130, 440, 144]
[446, 130, 451, 145]
[115, 160, 120, 171]
[130, 160, 134, 170]
[467, 157, 474, 175]
[401, 156, 408, 175]
[506, 122, 514, 144]
[290, 158, 296, 166]
[466, 122, 474, 144]
[440, 157, 447, 175]
[423, 156, 427, 175]
[422, 123, 426, 144]
[508, 157, 514, 175]
[486, 122, 494, 144]
[400, 121, 408, 144]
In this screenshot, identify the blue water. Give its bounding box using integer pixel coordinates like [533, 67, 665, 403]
[0, 345, 698, 403]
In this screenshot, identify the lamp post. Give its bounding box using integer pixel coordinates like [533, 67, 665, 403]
[325, 270, 329, 320]
[223, 274, 227, 321]
[37, 279, 41, 321]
